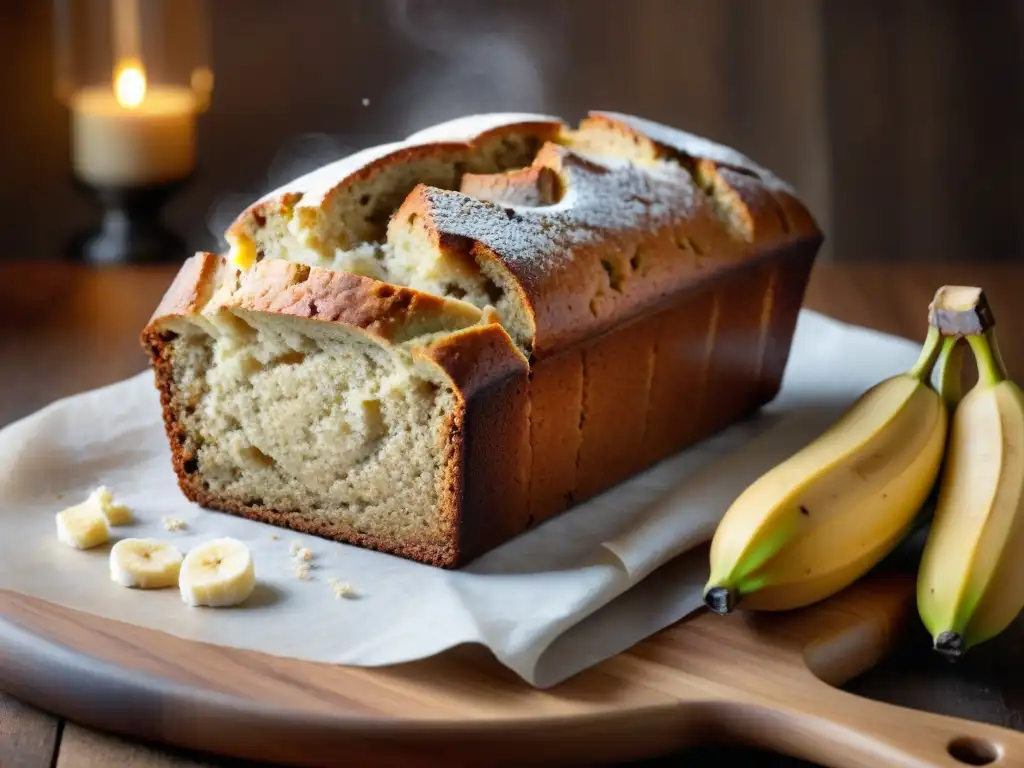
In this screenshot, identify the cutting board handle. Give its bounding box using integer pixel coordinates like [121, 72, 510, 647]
[747, 680, 1024, 768]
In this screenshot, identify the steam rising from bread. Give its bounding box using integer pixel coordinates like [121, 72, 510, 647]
[207, 134, 355, 252]
[382, 0, 549, 133]
[206, 0, 550, 250]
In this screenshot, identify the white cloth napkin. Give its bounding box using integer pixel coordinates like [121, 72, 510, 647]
[0, 310, 921, 688]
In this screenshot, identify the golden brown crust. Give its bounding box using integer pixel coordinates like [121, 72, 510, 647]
[459, 165, 561, 208]
[698, 258, 778, 435]
[515, 240, 816, 528]
[414, 323, 528, 395]
[705, 165, 792, 247]
[454, 363, 530, 564]
[525, 349, 583, 525]
[639, 287, 720, 467]
[398, 124, 821, 362]
[143, 251, 220, 330]
[573, 314, 659, 503]
[227, 259, 483, 343]
[756, 241, 818, 405]
[415, 324, 531, 566]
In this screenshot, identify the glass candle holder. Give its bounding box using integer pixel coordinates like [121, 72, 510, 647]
[53, 0, 213, 264]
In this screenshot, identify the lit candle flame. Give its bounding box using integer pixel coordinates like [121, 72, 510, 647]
[114, 59, 146, 109]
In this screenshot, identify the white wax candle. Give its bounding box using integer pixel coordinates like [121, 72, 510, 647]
[70, 84, 196, 188]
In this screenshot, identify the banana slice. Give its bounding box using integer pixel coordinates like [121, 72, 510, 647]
[179, 538, 256, 607]
[55, 501, 110, 549]
[109, 538, 183, 589]
[91, 486, 133, 526]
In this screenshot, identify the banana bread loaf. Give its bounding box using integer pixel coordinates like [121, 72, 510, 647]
[142, 111, 822, 568]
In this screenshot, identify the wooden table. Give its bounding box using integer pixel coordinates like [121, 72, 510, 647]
[2, 259, 1023, 767]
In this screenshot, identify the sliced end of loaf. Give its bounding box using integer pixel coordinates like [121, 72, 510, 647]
[143, 253, 529, 567]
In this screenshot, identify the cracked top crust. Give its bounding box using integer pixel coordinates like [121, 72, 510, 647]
[210, 111, 822, 359]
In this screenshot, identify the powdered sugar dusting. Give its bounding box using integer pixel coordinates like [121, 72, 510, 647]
[241, 111, 792, 245]
[424, 146, 699, 280]
[591, 111, 794, 194]
[251, 115, 566, 213]
[422, 190, 571, 282]
[236, 111, 796, 286]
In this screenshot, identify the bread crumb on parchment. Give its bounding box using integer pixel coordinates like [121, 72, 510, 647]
[289, 541, 315, 579]
[327, 578, 358, 599]
[161, 516, 187, 532]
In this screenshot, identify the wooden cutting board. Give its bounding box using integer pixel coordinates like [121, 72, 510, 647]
[2, 567, 1022, 768]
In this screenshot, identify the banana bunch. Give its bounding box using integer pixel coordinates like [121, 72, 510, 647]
[704, 285, 1024, 658]
[917, 289, 1024, 658]
[703, 321, 952, 615]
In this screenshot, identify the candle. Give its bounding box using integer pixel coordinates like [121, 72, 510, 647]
[70, 63, 197, 188]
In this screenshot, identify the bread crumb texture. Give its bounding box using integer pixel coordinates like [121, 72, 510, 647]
[167, 310, 457, 550]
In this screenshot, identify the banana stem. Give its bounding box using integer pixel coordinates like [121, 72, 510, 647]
[967, 330, 1009, 387]
[934, 336, 966, 405]
[908, 325, 944, 381]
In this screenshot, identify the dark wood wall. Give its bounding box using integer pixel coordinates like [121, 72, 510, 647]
[1, 0, 1021, 263]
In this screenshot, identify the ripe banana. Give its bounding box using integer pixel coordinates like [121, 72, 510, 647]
[55, 498, 110, 550]
[109, 538, 183, 589]
[917, 291, 1024, 658]
[704, 324, 950, 613]
[179, 538, 256, 607]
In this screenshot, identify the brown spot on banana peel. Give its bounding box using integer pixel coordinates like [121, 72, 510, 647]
[799, 505, 810, 516]
[928, 285, 995, 336]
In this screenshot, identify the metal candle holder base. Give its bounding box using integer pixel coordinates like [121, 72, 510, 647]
[69, 176, 190, 265]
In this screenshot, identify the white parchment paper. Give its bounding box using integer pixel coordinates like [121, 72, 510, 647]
[0, 310, 922, 688]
